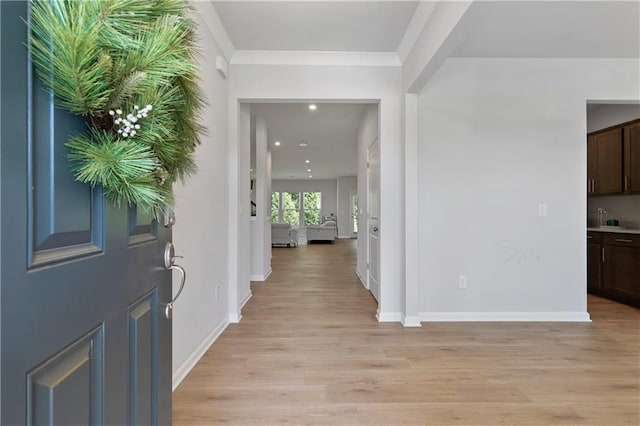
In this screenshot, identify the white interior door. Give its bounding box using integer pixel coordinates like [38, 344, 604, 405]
[367, 139, 380, 302]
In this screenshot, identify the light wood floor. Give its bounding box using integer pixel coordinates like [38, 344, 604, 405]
[173, 239, 640, 425]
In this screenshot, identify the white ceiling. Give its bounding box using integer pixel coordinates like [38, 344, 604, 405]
[251, 103, 368, 180]
[452, 1, 640, 58]
[211, 1, 419, 52]
[215, 1, 639, 181]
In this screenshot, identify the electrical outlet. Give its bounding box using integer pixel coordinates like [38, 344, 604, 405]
[215, 285, 220, 301]
[538, 203, 547, 217]
[459, 275, 468, 289]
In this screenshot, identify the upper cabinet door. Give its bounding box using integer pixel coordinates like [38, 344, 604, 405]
[587, 128, 622, 195]
[587, 134, 598, 193]
[624, 122, 640, 193]
[593, 128, 623, 195]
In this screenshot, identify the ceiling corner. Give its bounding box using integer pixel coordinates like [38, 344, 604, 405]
[191, 0, 235, 61]
[396, 0, 438, 64]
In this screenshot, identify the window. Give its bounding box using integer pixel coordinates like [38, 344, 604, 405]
[282, 192, 300, 226]
[303, 192, 321, 225]
[271, 191, 322, 226]
[271, 192, 280, 223]
[352, 194, 358, 233]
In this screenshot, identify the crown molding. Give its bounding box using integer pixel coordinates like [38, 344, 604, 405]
[190, 0, 234, 61]
[230, 50, 402, 67]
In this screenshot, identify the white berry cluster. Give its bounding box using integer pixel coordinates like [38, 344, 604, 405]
[108, 104, 153, 138]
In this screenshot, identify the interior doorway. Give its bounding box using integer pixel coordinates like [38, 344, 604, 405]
[244, 101, 380, 309]
[585, 102, 640, 310]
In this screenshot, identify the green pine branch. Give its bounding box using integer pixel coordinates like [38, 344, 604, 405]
[29, 0, 204, 215]
[29, 0, 113, 115]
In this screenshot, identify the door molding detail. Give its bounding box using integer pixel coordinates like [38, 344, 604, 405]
[26, 325, 104, 426]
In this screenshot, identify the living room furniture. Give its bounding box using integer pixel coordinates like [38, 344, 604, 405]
[322, 214, 337, 235]
[306, 220, 337, 243]
[271, 223, 298, 247]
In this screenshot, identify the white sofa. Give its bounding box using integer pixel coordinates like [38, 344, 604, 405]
[271, 223, 298, 247]
[306, 220, 337, 243]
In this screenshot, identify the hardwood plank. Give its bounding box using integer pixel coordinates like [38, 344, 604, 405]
[173, 239, 640, 425]
[356, 403, 588, 426]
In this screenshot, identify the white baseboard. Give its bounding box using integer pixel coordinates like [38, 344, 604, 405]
[355, 269, 368, 289]
[229, 312, 242, 323]
[229, 289, 252, 323]
[172, 319, 229, 391]
[239, 289, 252, 310]
[418, 311, 592, 322]
[250, 267, 272, 282]
[337, 235, 351, 239]
[376, 311, 402, 322]
[401, 315, 422, 327]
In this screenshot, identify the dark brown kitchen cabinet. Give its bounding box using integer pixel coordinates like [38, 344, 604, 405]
[587, 232, 602, 292]
[589, 232, 640, 307]
[587, 128, 623, 195]
[623, 121, 640, 192]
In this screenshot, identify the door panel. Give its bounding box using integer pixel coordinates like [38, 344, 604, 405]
[27, 326, 103, 426]
[368, 139, 380, 302]
[30, 61, 103, 265]
[1, 3, 172, 425]
[129, 205, 159, 246]
[128, 292, 158, 426]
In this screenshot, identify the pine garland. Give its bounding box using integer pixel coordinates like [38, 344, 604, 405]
[28, 0, 203, 216]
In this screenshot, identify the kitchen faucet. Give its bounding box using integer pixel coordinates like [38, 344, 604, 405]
[597, 208, 608, 227]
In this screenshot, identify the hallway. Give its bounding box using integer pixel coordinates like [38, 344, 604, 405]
[173, 239, 639, 425]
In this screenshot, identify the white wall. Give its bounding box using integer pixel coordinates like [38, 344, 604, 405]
[356, 105, 379, 285]
[272, 179, 337, 221]
[171, 5, 230, 388]
[337, 176, 357, 237]
[416, 58, 639, 320]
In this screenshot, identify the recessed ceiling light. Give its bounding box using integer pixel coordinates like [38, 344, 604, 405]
[250, 168, 253, 172]
[308, 104, 317, 111]
[298, 142, 308, 147]
[308, 175, 313, 178]
[307, 168, 311, 172]
[274, 141, 281, 146]
[305, 160, 310, 164]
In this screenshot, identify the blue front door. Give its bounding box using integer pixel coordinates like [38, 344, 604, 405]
[1, 2, 172, 424]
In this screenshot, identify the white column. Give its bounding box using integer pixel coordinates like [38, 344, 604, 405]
[402, 93, 421, 327]
[255, 116, 271, 278]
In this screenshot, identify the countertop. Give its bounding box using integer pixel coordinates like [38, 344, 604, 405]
[587, 227, 640, 235]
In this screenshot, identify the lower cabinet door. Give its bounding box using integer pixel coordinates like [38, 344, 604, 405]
[603, 245, 640, 304]
[587, 242, 602, 292]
